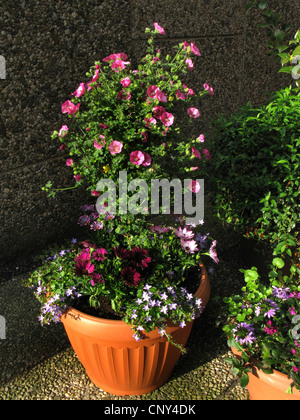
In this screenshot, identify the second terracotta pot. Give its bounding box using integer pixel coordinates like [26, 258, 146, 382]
[61, 263, 210, 396]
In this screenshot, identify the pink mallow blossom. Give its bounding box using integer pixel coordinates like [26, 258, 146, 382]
[66, 158, 73, 166]
[61, 100, 80, 115]
[186, 58, 194, 70]
[58, 125, 69, 137]
[154, 22, 166, 35]
[130, 151, 145, 166]
[109, 140, 123, 155]
[94, 135, 106, 149]
[160, 112, 174, 127]
[187, 107, 200, 118]
[71, 82, 86, 97]
[142, 152, 151, 167]
[188, 180, 201, 193]
[192, 147, 201, 159]
[120, 77, 131, 87]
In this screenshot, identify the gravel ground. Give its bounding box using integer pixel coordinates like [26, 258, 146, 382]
[0, 199, 251, 401]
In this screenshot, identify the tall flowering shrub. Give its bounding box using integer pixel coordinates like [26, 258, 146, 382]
[26, 24, 217, 347]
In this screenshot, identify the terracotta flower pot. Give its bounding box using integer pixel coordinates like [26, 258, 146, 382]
[61, 263, 210, 396]
[231, 347, 300, 400]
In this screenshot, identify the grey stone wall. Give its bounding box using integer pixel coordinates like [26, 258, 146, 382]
[0, 0, 299, 265]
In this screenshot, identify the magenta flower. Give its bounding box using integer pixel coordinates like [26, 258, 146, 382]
[92, 248, 108, 261]
[58, 125, 69, 137]
[103, 52, 128, 62]
[71, 82, 86, 97]
[61, 100, 80, 115]
[187, 107, 200, 118]
[161, 112, 174, 127]
[192, 147, 201, 159]
[66, 158, 73, 166]
[121, 267, 141, 287]
[186, 58, 194, 70]
[130, 150, 145, 165]
[117, 89, 131, 100]
[74, 174, 82, 182]
[141, 131, 148, 142]
[94, 135, 106, 150]
[74, 259, 95, 277]
[147, 85, 167, 102]
[111, 59, 130, 72]
[144, 117, 157, 128]
[176, 90, 187, 100]
[197, 134, 205, 142]
[203, 149, 211, 160]
[188, 180, 201, 193]
[142, 152, 151, 167]
[109, 140, 123, 155]
[154, 22, 166, 35]
[180, 239, 199, 254]
[152, 105, 166, 119]
[90, 273, 103, 286]
[120, 77, 131, 87]
[190, 42, 201, 56]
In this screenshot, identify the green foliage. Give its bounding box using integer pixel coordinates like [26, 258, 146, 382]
[207, 86, 300, 247]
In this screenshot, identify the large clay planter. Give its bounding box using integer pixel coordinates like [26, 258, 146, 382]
[61, 263, 210, 396]
[231, 347, 300, 400]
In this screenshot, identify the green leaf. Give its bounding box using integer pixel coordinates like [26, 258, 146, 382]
[240, 372, 249, 387]
[272, 257, 285, 269]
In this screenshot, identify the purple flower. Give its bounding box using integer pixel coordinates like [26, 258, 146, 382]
[233, 322, 256, 345]
[160, 292, 168, 300]
[161, 305, 168, 315]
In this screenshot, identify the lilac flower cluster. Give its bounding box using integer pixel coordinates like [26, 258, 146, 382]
[129, 283, 203, 341]
[35, 280, 81, 326]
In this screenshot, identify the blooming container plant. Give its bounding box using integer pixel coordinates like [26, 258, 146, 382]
[217, 264, 300, 400]
[25, 23, 217, 395]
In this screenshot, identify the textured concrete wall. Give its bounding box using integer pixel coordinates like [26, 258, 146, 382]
[0, 0, 299, 265]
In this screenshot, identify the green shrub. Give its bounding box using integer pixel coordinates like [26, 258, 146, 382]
[207, 85, 300, 248]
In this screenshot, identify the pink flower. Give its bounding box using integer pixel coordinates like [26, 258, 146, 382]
[103, 53, 128, 62]
[74, 175, 82, 182]
[130, 150, 145, 166]
[121, 267, 141, 287]
[190, 42, 201, 56]
[204, 83, 214, 95]
[176, 90, 187, 100]
[120, 77, 131, 87]
[197, 134, 205, 142]
[186, 58, 194, 70]
[187, 107, 200, 118]
[91, 190, 100, 196]
[92, 248, 108, 261]
[188, 180, 201, 193]
[203, 148, 211, 160]
[209, 240, 219, 264]
[109, 140, 123, 155]
[100, 123, 108, 129]
[58, 125, 69, 137]
[144, 117, 157, 128]
[155, 88, 167, 102]
[61, 100, 80, 115]
[91, 273, 103, 286]
[161, 112, 174, 127]
[118, 89, 131, 100]
[66, 158, 73, 166]
[94, 135, 106, 149]
[71, 82, 86, 97]
[60, 144, 66, 151]
[174, 227, 194, 239]
[152, 105, 166, 119]
[147, 85, 167, 102]
[180, 239, 199, 254]
[192, 147, 201, 159]
[154, 22, 166, 35]
[111, 59, 130, 72]
[141, 131, 148, 142]
[142, 152, 151, 167]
